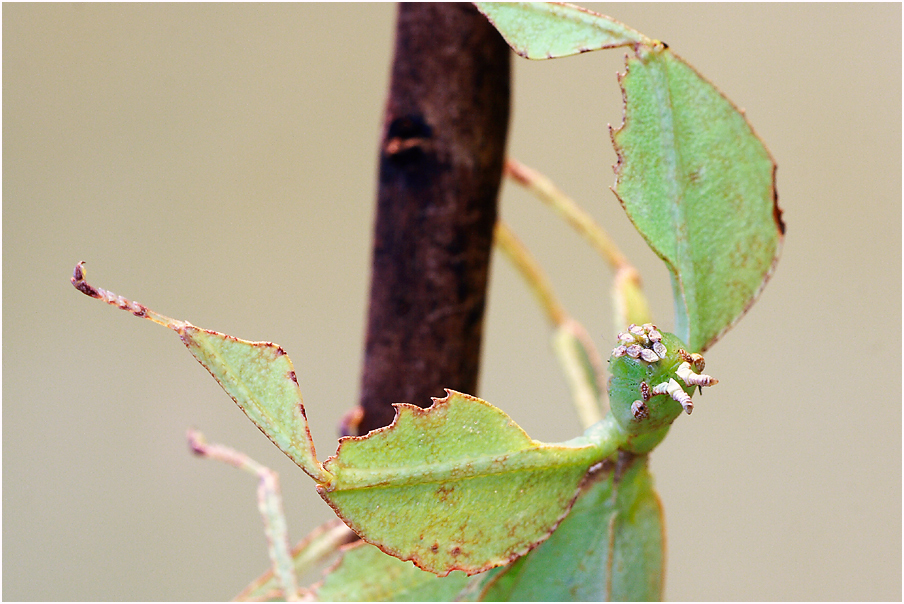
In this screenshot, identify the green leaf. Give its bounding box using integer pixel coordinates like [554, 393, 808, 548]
[69, 262, 331, 484]
[179, 327, 331, 483]
[315, 542, 472, 602]
[475, 2, 649, 59]
[317, 390, 617, 576]
[551, 319, 606, 428]
[607, 463, 665, 602]
[611, 46, 783, 351]
[477, 454, 664, 601]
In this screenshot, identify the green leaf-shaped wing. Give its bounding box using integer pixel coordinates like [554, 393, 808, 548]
[612, 46, 783, 351]
[475, 2, 648, 59]
[179, 327, 330, 483]
[478, 454, 664, 601]
[317, 390, 611, 576]
[315, 455, 665, 601]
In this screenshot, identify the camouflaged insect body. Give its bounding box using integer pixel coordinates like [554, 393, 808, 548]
[608, 324, 717, 454]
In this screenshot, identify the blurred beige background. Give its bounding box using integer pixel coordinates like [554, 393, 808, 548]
[4, 4, 900, 601]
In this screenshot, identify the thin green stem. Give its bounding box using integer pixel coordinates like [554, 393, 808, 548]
[613, 266, 653, 332]
[494, 221, 567, 327]
[187, 430, 301, 602]
[552, 320, 607, 427]
[234, 520, 356, 602]
[494, 221, 606, 427]
[506, 159, 627, 269]
[504, 159, 653, 332]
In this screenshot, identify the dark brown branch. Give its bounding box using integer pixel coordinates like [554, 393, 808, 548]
[353, 3, 511, 434]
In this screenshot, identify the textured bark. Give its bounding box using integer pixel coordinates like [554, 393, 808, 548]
[354, 3, 511, 434]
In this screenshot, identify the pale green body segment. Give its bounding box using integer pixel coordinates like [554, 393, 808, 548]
[317, 334, 705, 577]
[607, 331, 694, 453]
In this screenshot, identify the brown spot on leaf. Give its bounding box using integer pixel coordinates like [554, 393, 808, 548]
[772, 175, 786, 235]
[436, 484, 456, 501]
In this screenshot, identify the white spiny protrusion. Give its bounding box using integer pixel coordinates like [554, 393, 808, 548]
[651, 378, 693, 414]
[676, 361, 719, 387]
